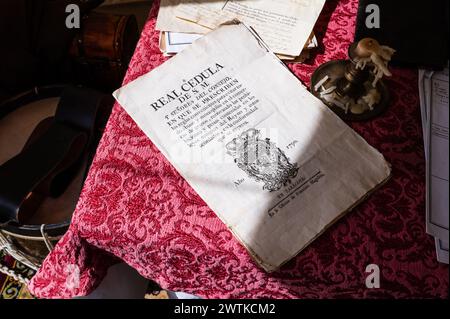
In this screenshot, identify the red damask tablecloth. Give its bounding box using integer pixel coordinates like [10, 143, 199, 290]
[29, 0, 449, 298]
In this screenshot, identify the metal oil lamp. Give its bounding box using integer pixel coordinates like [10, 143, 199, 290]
[311, 38, 395, 121]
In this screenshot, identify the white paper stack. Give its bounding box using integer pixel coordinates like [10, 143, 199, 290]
[419, 66, 449, 264]
[156, 0, 323, 62]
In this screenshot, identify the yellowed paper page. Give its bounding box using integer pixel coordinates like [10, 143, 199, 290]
[156, 0, 210, 33]
[174, 0, 325, 56]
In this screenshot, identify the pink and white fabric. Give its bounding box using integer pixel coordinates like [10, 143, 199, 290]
[29, 0, 449, 298]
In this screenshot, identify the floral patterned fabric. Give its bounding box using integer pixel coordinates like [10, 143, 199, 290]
[1, 251, 35, 299]
[29, 0, 449, 298]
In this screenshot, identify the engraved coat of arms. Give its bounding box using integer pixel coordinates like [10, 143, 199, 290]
[226, 128, 299, 191]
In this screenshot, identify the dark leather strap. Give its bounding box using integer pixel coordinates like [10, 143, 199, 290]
[0, 85, 112, 225]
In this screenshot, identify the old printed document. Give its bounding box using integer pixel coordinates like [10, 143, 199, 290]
[113, 23, 391, 271]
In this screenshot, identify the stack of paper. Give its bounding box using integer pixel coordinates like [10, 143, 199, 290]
[419, 66, 449, 264]
[156, 0, 324, 62]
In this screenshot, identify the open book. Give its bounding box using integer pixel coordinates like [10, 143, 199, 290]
[113, 22, 391, 272]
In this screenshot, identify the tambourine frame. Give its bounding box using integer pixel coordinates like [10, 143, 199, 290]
[0, 84, 72, 238]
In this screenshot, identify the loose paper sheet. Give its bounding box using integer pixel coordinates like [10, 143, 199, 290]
[435, 238, 449, 264]
[160, 31, 203, 55]
[419, 69, 434, 143]
[159, 30, 318, 62]
[419, 67, 449, 264]
[173, 0, 326, 56]
[156, 0, 210, 33]
[426, 68, 449, 242]
[113, 23, 390, 271]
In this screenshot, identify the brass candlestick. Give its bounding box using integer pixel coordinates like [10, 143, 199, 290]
[311, 38, 395, 121]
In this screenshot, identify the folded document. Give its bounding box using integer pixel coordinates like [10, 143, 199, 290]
[113, 22, 391, 272]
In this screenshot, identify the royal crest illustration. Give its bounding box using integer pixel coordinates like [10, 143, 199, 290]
[226, 128, 299, 191]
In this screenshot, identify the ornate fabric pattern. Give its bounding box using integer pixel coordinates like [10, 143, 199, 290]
[29, 0, 449, 298]
[1, 250, 35, 299]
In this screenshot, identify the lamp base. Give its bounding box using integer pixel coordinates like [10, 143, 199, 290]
[310, 60, 390, 121]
